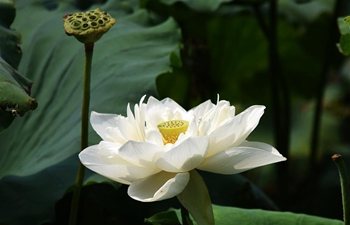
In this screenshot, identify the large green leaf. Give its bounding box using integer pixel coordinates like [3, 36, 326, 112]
[0, 0, 181, 224]
[0, 0, 20, 68]
[158, 0, 232, 12]
[0, 58, 37, 132]
[145, 210, 180, 225]
[0, 155, 93, 225]
[199, 171, 278, 210]
[0, 0, 37, 132]
[154, 0, 334, 22]
[0, 0, 181, 178]
[146, 205, 344, 225]
[52, 182, 182, 225]
[279, 0, 334, 24]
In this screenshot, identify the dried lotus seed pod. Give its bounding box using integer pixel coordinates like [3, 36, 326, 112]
[63, 8, 115, 44]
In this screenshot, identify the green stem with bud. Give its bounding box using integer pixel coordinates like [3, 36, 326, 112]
[332, 154, 350, 225]
[69, 42, 94, 225]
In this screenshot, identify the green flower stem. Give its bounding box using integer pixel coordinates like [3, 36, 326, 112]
[177, 170, 214, 225]
[69, 42, 94, 225]
[332, 154, 350, 225]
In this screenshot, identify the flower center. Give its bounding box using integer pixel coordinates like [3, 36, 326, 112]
[157, 120, 189, 145]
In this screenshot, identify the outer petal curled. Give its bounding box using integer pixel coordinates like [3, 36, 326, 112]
[128, 171, 190, 202]
[197, 141, 286, 174]
[79, 142, 160, 184]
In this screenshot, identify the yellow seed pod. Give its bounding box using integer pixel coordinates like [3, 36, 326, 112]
[157, 120, 189, 145]
[63, 8, 115, 44]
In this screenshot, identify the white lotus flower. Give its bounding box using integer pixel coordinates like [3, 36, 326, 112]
[79, 96, 286, 202]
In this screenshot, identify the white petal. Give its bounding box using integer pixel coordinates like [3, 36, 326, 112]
[105, 127, 126, 144]
[146, 96, 191, 128]
[128, 171, 190, 202]
[232, 105, 265, 144]
[206, 100, 235, 130]
[80, 141, 122, 165]
[98, 141, 122, 154]
[90, 111, 118, 141]
[126, 103, 135, 120]
[161, 98, 187, 114]
[206, 105, 265, 157]
[146, 128, 164, 146]
[116, 116, 140, 141]
[126, 101, 146, 141]
[79, 143, 160, 184]
[190, 99, 214, 119]
[146, 96, 166, 128]
[197, 141, 286, 174]
[134, 98, 146, 139]
[156, 136, 209, 172]
[179, 117, 198, 138]
[118, 140, 164, 167]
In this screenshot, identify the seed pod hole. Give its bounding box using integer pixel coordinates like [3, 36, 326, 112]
[72, 21, 81, 27]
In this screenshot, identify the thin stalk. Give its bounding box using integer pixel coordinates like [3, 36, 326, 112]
[252, 2, 281, 151]
[310, 0, 341, 172]
[259, 0, 291, 201]
[332, 154, 350, 225]
[69, 42, 94, 225]
[267, 0, 282, 152]
[252, 3, 269, 39]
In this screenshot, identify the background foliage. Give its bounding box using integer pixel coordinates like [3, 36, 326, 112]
[1, 0, 350, 224]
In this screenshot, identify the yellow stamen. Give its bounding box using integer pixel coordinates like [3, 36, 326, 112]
[157, 120, 189, 145]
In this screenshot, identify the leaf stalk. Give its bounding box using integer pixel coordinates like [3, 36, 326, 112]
[310, 0, 341, 173]
[332, 154, 350, 225]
